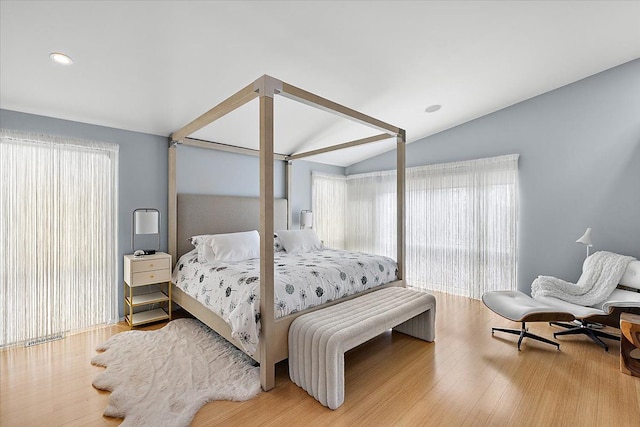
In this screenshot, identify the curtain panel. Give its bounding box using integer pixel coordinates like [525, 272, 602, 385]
[313, 154, 519, 299]
[345, 170, 398, 257]
[312, 172, 347, 249]
[0, 129, 119, 347]
[404, 154, 519, 298]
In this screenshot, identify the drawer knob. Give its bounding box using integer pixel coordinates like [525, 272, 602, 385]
[150, 275, 155, 278]
[149, 263, 154, 267]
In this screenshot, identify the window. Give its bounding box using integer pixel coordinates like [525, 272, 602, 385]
[345, 170, 397, 258]
[405, 155, 519, 298]
[0, 130, 118, 347]
[313, 154, 519, 299]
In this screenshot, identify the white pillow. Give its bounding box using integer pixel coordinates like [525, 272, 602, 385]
[274, 233, 285, 252]
[210, 230, 260, 262]
[190, 234, 216, 263]
[276, 229, 322, 253]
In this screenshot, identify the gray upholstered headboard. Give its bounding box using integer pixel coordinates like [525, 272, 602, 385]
[176, 193, 288, 259]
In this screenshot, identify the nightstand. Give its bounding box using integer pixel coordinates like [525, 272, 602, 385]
[123, 252, 172, 328]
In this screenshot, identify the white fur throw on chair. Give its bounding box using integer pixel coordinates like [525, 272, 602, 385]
[531, 251, 636, 306]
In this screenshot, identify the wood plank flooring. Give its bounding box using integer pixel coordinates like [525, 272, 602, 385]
[1, 291, 638, 426]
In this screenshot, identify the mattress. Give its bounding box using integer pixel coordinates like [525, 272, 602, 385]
[172, 248, 398, 355]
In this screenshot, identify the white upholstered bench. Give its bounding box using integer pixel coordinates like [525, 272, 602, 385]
[288, 287, 436, 409]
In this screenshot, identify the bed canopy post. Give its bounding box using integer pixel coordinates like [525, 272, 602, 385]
[257, 76, 279, 391]
[168, 143, 177, 264]
[285, 161, 293, 229]
[396, 130, 406, 282]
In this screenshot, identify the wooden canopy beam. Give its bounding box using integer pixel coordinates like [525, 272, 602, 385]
[285, 133, 391, 161]
[170, 82, 259, 143]
[170, 75, 401, 158]
[181, 137, 288, 161]
[280, 82, 401, 136]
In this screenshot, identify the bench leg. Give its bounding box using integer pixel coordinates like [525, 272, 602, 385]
[324, 351, 345, 410]
[492, 322, 560, 351]
[393, 307, 436, 342]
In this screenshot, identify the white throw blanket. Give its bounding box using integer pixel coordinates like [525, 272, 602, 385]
[531, 251, 636, 306]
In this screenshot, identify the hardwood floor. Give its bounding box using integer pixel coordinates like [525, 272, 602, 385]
[2, 291, 638, 426]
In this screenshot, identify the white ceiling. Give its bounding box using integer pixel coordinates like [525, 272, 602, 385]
[1, 1, 639, 166]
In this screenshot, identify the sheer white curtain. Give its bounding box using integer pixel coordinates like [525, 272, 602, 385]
[0, 129, 119, 347]
[405, 155, 519, 298]
[345, 170, 397, 258]
[312, 172, 347, 249]
[313, 154, 519, 299]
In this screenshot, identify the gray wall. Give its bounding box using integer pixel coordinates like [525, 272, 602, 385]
[348, 59, 640, 294]
[176, 144, 286, 197]
[1, 109, 168, 317]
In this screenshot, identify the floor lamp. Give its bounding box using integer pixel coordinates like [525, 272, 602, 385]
[576, 227, 593, 258]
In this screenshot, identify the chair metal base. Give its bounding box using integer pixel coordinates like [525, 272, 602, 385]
[492, 322, 561, 351]
[550, 321, 620, 352]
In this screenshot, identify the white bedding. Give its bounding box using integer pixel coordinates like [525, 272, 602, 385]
[172, 248, 398, 355]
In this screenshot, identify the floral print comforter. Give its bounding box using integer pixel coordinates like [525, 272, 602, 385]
[172, 248, 398, 355]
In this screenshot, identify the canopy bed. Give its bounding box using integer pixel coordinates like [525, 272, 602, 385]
[168, 75, 406, 391]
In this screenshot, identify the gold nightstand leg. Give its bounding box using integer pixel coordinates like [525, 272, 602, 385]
[129, 282, 134, 329]
[123, 281, 127, 327]
[168, 282, 172, 321]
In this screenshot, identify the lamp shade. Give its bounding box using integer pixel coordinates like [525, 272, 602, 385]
[576, 228, 593, 247]
[135, 210, 159, 234]
[300, 210, 313, 229]
[132, 208, 160, 252]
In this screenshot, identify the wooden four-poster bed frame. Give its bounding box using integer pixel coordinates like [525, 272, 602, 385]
[168, 75, 406, 391]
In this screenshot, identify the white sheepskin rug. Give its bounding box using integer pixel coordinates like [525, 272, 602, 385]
[91, 318, 261, 427]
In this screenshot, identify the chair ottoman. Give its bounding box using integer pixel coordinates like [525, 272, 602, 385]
[482, 291, 575, 350]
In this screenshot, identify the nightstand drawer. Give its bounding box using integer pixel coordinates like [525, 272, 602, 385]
[132, 269, 171, 286]
[130, 257, 171, 273]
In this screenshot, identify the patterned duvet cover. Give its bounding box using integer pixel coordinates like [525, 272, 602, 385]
[172, 248, 398, 355]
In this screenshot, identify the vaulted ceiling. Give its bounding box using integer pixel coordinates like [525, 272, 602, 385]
[1, 1, 639, 166]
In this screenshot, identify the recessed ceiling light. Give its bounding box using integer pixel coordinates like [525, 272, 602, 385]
[425, 104, 442, 113]
[50, 52, 73, 65]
